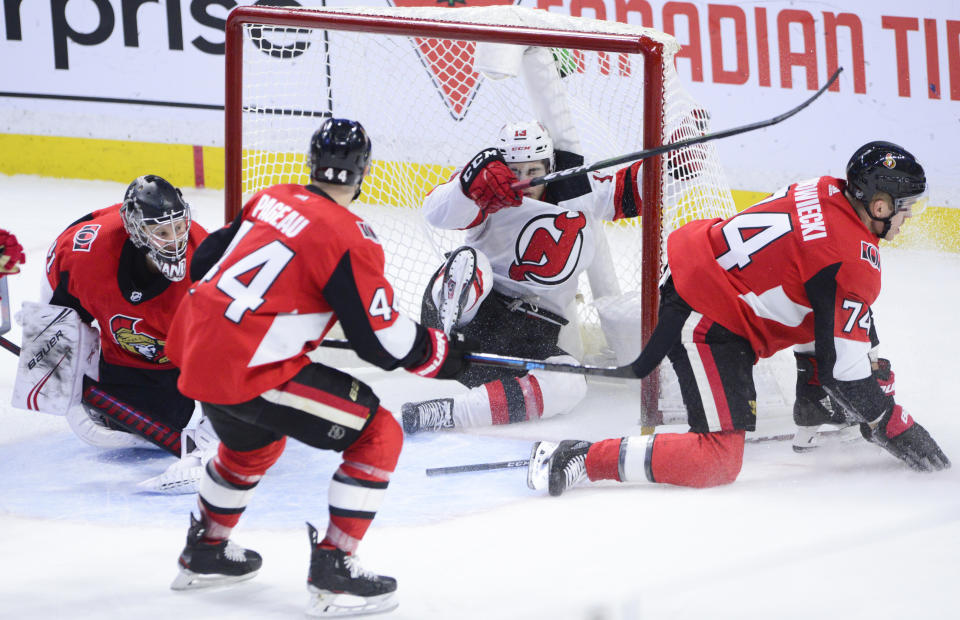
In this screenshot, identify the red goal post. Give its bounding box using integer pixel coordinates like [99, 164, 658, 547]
[222, 5, 738, 425]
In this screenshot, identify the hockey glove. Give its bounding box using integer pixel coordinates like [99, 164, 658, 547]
[859, 357, 949, 471]
[406, 328, 471, 380]
[0, 229, 25, 275]
[793, 354, 848, 426]
[860, 405, 950, 472]
[459, 148, 523, 214]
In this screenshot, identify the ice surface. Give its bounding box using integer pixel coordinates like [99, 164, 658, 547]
[1, 175, 958, 619]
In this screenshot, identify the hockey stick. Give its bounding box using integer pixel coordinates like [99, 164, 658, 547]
[425, 459, 530, 476]
[319, 338, 638, 378]
[512, 67, 843, 190]
[0, 334, 20, 355]
[0, 277, 11, 336]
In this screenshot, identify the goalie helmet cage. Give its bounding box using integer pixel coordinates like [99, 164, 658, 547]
[223, 5, 740, 426]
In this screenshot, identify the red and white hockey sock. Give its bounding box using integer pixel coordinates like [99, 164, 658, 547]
[483, 375, 544, 425]
[585, 431, 746, 489]
[321, 407, 402, 552]
[198, 438, 286, 541]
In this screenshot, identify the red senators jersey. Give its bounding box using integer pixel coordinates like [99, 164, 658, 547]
[166, 184, 429, 405]
[668, 176, 880, 382]
[44, 205, 207, 370]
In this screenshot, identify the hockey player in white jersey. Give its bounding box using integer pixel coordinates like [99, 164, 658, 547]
[401, 118, 643, 433]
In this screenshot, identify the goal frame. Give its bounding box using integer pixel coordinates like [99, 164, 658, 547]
[223, 5, 670, 423]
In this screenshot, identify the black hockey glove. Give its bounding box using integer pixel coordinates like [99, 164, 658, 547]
[860, 405, 950, 472]
[859, 358, 949, 471]
[793, 354, 848, 427]
[406, 328, 472, 381]
[459, 148, 522, 214]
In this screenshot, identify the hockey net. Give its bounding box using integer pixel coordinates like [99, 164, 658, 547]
[225, 5, 790, 425]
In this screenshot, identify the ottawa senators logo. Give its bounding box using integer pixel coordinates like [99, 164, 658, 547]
[508, 212, 586, 285]
[109, 314, 168, 363]
[72, 224, 101, 252]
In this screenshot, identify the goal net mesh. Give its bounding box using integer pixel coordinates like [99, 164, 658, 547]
[230, 6, 795, 421]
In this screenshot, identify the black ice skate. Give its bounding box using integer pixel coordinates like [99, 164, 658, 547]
[170, 513, 262, 591]
[527, 439, 592, 496]
[305, 522, 398, 617]
[401, 398, 455, 434]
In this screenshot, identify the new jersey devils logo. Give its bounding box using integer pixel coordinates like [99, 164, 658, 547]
[109, 315, 168, 364]
[508, 212, 586, 285]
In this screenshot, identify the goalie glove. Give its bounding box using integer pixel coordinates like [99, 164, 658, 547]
[860, 359, 949, 471]
[0, 229, 25, 276]
[459, 148, 523, 214]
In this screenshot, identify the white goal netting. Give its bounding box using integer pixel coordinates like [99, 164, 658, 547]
[228, 6, 795, 422]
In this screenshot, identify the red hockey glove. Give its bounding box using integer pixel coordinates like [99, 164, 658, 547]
[859, 359, 949, 471]
[459, 148, 522, 214]
[406, 328, 471, 380]
[873, 357, 895, 400]
[0, 229, 25, 276]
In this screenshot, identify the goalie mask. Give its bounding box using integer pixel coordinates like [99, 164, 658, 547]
[846, 141, 927, 239]
[120, 175, 191, 281]
[309, 118, 372, 198]
[497, 121, 555, 173]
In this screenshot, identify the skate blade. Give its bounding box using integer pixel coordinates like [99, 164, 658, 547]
[792, 425, 862, 453]
[170, 567, 259, 591]
[306, 589, 398, 617]
[526, 441, 558, 491]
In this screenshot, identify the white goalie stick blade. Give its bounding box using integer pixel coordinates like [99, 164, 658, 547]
[306, 588, 399, 618]
[170, 566, 260, 591]
[138, 460, 204, 495]
[526, 441, 559, 491]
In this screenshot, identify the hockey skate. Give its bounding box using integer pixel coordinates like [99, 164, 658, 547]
[792, 424, 862, 452]
[401, 398, 455, 435]
[170, 514, 262, 591]
[437, 246, 478, 336]
[792, 391, 861, 453]
[527, 440, 591, 496]
[305, 523, 398, 617]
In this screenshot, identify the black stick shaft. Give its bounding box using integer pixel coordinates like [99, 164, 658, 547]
[318, 339, 637, 378]
[513, 67, 843, 190]
[426, 459, 530, 476]
[0, 335, 20, 356]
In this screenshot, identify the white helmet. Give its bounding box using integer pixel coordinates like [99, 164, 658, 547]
[497, 121, 554, 172]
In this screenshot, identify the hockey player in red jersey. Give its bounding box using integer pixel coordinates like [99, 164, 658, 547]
[0, 229, 26, 276]
[400, 119, 650, 434]
[164, 118, 470, 616]
[40, 176, 209, 469]
[529, 141, 950, 496]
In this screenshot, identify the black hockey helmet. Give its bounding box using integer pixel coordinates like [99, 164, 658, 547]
[120, 174, 191, 281]
[309, 118, 372, 188]
[846, 141, 926, 213]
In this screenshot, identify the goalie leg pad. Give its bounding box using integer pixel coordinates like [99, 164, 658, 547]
[12, 302, 99, 415]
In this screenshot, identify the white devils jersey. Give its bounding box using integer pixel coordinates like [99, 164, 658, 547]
[422, 166, 632, 317]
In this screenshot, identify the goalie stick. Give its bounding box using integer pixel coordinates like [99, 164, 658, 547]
[511, 67, 843, 191]
[318, 338, 638, 378]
